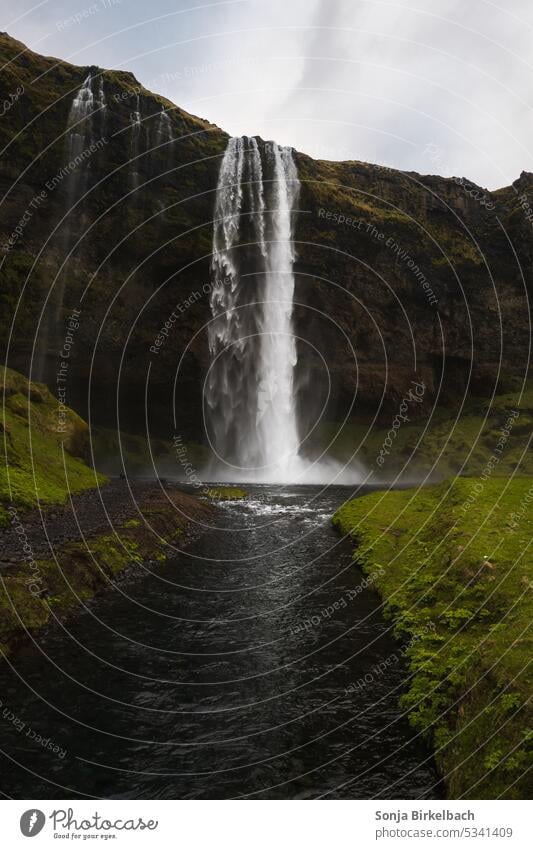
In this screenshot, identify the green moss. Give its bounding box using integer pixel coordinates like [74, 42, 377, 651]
[333, 477, 533, 798]
[0, 366, 106, 523]
[202, 486, 247, 500]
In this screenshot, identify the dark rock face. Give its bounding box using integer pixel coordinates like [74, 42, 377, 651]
[293, 157, 532, 429]
[0, 33, 531, 443]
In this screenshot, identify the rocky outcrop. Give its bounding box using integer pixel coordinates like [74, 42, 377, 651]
[0, 33, 531, 443]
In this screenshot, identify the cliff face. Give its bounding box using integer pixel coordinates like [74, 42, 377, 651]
[0, 33, 229, 442]
[0, 33, 531, 443]
[294, 157, 532, 429]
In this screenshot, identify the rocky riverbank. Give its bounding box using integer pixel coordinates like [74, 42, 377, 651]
[0, 479, 215, 657]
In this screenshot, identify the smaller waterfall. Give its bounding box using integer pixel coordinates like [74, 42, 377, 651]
[154, 107, 173, 149]
[129, 94, 142, 192]
[67, 75, 93, 166]
[152, 107, 173, 216]
[62, 72, 107, 214]
[62, 72, 106, 241]
[36, 73, 106, 380]
[96, 76, 106, 113]
[66, 73, 106, 165]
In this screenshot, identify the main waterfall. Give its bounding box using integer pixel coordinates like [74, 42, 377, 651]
[205, 137, 300, 480]
[205, 137, 361, 484]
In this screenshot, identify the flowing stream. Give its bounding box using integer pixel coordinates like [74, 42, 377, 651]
[0, 486, 439, 799]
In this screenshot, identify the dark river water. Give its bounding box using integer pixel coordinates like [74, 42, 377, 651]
[0, 485, 440, 799]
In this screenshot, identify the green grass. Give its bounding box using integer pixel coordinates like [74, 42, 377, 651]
[333, 477, 532, 798]
[0, 366, 105, 523]
[317, 382, 533, 479]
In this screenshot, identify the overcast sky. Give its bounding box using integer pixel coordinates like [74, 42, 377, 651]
[5, 0, 533, 188]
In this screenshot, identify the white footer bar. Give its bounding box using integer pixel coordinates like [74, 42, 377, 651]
[2, 799, 530, 848]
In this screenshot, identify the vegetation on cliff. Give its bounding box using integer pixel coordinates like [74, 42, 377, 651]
[318, 381, 533, 481]
[90, 425, 209, 477]
[0, 366, 215, 659]
[333, 478, 532, 798]
[0, 365, 105, 524]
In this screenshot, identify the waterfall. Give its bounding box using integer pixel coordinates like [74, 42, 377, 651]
[129, 93, 142, 192]
[205, 136, 301, 480]
[205, 136, 363, 484]
[153, 107, 173, 216]
[68, 75, 94, 152]
[256, 144, 300, 470]
[66, 73, 106, 186]
[154, 107, 173, 149]
[36, 73, 106, 380]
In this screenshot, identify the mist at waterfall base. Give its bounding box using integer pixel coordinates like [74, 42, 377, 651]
[203, 137, 363, 486]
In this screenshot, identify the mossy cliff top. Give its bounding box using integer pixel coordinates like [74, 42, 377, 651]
[333, 478, 532, 799]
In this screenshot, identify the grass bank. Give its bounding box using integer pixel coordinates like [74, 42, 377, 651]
[333, 477, 532, 799]
[0, 366, 105, 525]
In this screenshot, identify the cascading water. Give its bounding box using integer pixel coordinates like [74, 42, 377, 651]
[255, 144, 300, 472]
[154, 107, 173, 149]
[66, 73, 106, 186]
[37, 73, 106, 379]
[129, 93, 142, 192]
[206, 138, 298, 480]
[205, 137, 361, 484]
[152, 107, 173, 216]
[67, 75, 94, 157]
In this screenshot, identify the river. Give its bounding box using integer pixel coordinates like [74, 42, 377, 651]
[0, 485, 440, 799]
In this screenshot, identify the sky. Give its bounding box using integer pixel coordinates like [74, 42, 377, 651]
[4, 0, 533, 189]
